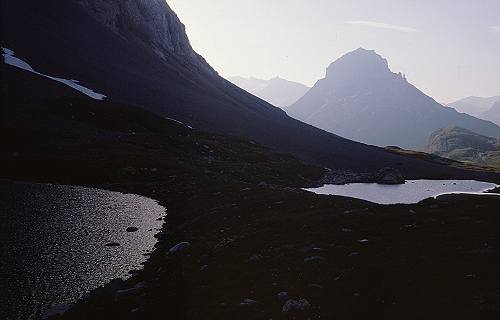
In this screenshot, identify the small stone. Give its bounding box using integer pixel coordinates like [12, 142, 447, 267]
[304, 256, 325, 263]
[126, 227, 139, 232]
[240, 298, 258, 306]
[168, 242, 192, 254]
[341, 228, 352, 232]
[200, 264, 209, 271]
[105, 242, 120, 247]
[358, 239, 369, 243]
[277, 291, 288, 301]
[348, 252, 360, 257]
[282, 299, 311, 313]
[246, 254, 261, 262]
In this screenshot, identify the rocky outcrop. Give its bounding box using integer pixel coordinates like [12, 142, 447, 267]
[425, 126, 500, 165]
[375, 167, 405, 185]
[76, 0, 214, 75]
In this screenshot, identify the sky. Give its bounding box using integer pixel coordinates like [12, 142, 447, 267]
[168, 0, 500, 103]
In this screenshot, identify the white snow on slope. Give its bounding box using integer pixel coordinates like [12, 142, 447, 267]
[2, 47, 106, 100]
[164, 117, 193, 129]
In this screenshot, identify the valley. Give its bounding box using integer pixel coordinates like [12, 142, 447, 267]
[1, 1, 500, 319]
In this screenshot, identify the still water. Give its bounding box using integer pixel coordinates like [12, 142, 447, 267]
[304, 180, 498, 204]
[0, 182, 166, 320]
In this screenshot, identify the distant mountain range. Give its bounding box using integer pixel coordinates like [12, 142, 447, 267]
[228, 76, 310, 108]
[426, 126, 500, 166]
[285, 48, 500, 149]
[448, 95, 500, 117]
[481, 101, 500, 126]
[3, 0, 499, 182]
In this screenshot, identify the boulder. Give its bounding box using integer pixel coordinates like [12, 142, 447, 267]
[282, 299, 311, 313]
[168, 241, 192, 254]
[375, 167, 405, 184]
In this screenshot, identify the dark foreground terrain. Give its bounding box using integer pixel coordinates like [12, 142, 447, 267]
[2, 1, 499, 318]
[2, 93, 500, 320]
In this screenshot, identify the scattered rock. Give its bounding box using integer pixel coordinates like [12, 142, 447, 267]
[168, 242, 192, 254]
[304, 256, 325, 263]
[105, 242, 120, 247]
[246, 254, 261, 263]
[126, 227, 139, 232]
[277, 291, 289, 301]
[358, 239, 369, 243]
[120, 166, 136, 175]
[240, 298, 258, 306]
[348, 252, 360, 257]
[199, 264, 209, 271]
[341, 228, 352, 232]
[282, 299, 311, 313]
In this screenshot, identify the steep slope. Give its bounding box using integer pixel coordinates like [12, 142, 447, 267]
[286, 48, 500, 149]
[2, 0, 500, 181]
[426, 126, 500, 166]
[229, 76, 310, 108]
[448, 95, 500, 117]
[480, 101, 500, 126]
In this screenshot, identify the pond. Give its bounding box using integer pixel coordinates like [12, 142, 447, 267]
[0, 182, 166, 320]
[303, 180, 499, 204]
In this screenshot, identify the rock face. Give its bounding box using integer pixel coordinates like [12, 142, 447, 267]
[425, 126, 500, 166]
[286, 48, 500, 149]
[76, 0, 212, 74]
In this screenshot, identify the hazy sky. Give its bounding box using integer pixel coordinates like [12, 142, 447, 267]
[169, 0, 500, 103]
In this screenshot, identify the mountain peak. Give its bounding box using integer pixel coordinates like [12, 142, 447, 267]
[326, 48, 390, 79]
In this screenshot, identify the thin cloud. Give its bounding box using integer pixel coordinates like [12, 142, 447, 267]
[345, 20, 420, 33]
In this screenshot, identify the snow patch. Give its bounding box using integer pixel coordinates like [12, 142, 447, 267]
[2, 47, 106, 100]
[164, 117, 193, 129]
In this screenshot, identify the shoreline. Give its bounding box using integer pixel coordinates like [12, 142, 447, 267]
[11, 176, 496, 319]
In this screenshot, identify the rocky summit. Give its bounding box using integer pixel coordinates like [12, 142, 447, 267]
[286, 48, 500, 149]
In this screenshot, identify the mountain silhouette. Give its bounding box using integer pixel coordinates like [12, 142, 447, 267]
[448, 95, 500, 117]
[481, 101, 500, 126]
[286, 48, 500, 149]
[229, 76, 310, 108]
[2, 0, 499, 180]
